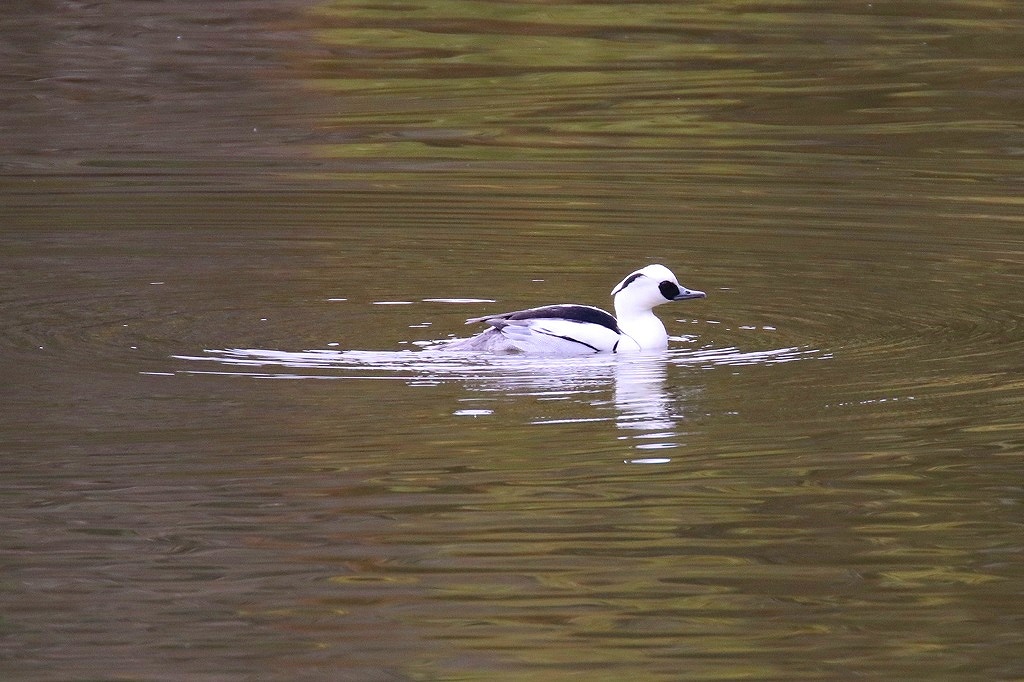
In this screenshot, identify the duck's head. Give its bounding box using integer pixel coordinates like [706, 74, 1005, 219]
[611, 264, 706, 315]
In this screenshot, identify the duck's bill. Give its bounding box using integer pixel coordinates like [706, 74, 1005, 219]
[673, 288, 706, 301]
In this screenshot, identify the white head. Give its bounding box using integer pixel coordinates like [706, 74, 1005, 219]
[610, 264, 706, 318]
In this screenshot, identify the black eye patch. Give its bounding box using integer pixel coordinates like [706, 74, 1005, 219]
[659, 280, 681, 300]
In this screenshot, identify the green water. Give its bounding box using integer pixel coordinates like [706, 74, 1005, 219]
[2, 1, 1023, 679]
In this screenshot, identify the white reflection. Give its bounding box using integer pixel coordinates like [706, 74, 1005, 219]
[612, 354, 674, 432]
[611, 355, 689, 453]
[172, 343, 824, 454]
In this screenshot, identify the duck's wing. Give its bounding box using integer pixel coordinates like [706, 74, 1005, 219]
[467, 304, 619, 329]
[467, 305, 624, 354]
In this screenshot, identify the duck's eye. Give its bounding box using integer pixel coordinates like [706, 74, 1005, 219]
[659, 281, 681, 300]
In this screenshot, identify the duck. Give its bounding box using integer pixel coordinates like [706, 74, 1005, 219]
[441, 264, 705, 354]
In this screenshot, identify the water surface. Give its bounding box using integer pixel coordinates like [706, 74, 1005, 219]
[2, 1, 1023, 680]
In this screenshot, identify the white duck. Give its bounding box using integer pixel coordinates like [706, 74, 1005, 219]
[442, 264, 705, 354]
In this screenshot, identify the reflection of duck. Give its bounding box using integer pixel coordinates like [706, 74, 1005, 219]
[443, 264, 706, 354]
[613, 356, 675, 432]
[449, 353, 689, 451]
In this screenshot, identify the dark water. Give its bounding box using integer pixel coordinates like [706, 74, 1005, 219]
[3, 1, 1024, 680]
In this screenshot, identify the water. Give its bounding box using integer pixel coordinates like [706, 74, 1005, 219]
[3, 1, 1024, 680]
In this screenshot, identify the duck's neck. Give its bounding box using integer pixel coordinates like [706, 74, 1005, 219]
[615, 307, 668, 351]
